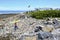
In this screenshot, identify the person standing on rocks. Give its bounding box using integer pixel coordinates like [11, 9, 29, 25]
[14, 22, 18, 31]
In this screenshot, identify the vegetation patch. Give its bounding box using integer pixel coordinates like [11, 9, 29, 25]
[26, 9, 60, 19]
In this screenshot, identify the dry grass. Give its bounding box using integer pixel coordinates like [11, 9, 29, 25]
[0, 36, 10, 40]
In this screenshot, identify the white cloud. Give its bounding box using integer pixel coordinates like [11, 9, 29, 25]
[0, 6, 35, 11]
[0, 7, 20, 10]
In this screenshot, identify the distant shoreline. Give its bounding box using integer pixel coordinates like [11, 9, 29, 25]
[0, 10, 26, 14]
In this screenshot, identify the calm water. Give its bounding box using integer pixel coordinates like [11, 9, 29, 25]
[0, 11, 26, 14]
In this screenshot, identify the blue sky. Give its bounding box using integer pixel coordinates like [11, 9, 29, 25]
[0, 0, 60, 10]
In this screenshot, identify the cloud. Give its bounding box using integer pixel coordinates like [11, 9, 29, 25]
[0, 6, 28, 10]
[0, 6, 34, 11]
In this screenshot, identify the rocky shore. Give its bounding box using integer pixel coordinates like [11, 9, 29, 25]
[0, 13, 60, 40]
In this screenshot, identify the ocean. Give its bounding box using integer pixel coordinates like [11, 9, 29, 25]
[0, 11, 26, 14]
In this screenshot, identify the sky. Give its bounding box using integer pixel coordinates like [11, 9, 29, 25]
[0, 0, 60, 10]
